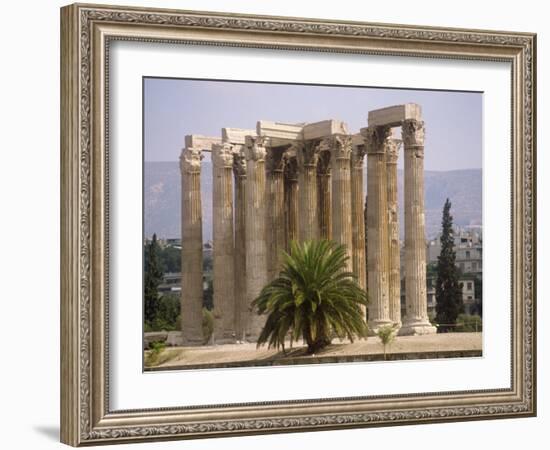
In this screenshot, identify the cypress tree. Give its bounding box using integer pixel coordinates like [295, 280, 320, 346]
[435, 199, 464, 332]
[144, 233, 164, 326]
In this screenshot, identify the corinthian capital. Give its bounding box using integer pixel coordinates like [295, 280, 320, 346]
[296, 140, 320, 169]
[361, 125, 392, 154]
[180, 147, 203, 174]
[327, 134, 352, 160]
[401, 119, 425, 147]
[212, 142, 234, 169]
[265, 147, 286, 174]
[244, 136, 267, 162]
[385, 139, 402, 164]
[284, 154, 298, 182]
[232, 146, 247, 178]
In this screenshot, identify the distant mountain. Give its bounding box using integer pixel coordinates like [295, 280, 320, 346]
[144, 162, 481, 241]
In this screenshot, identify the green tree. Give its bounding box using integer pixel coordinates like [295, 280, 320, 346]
[252, 240, 368, 354]
[377, 325, 396, 360]
[435, 199, 464, 332]
[144, 234, 164, 326]
[152, 293, 180, 331]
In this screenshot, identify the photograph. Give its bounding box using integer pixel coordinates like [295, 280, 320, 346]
[57, 2, 536, 446]
[142, 78, 483, 371]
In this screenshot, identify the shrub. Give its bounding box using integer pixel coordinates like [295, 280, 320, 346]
[455, 314, 482, 332]
[202, 308, 214, 344]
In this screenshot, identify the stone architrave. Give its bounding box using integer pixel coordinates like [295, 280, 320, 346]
[362, 126, 393, 333]
[232, 147, 247, 341]
[386, 139, 402, 328]
[180, 146, 205, 345]
[297, 141, 320, 242]
[244, 136, 268, 340]
[284, 151, 299, 250]
[211, 143, 236, 343]
[266, 146, 286, 280]
[329, 135, 353, 271]
[399, 120, 436, 335]
[351, 136, 367, 294]
[317, 150, 332, 241]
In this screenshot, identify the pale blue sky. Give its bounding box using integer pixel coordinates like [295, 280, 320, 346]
[144, 78, 482, 171]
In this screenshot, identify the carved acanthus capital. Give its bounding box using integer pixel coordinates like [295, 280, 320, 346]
[265, 147, 286, 174]
[284, 154, 298, 182]
[361, 126, 392, 154]
[180, 147, 203, 174]
[232, 146, 247, 178]
[385, 139, 402, 164]
[401, 119, 425, 148]
[351, 143, 366, 169]
[296, 140, 320, 169]
[244, 135, 267, 162]
[317, 150, 332, 175]
[327, 134, 352, 160]
[212, 142, 234, 169]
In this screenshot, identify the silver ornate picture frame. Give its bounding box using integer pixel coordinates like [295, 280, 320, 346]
[60, 3, 536, 446]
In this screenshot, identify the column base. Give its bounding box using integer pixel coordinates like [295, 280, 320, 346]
[181, 332, 205, 347]
[398, 320, 437, 336]
[367, 319, 395, 336]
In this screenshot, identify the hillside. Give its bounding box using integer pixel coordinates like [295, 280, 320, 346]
[144, 162, 481, 240]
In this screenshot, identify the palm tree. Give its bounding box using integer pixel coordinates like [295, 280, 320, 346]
[252, 240, 368, 354]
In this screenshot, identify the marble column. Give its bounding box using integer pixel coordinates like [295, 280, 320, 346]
[317, 151, 332, 241]
[180, 147, 204, 345]
[297, 141, 320, 242]
[386, 139, 402, 329]
[351, 141, 367, 293]
[399, 120, 436, 335]
[330, 135, 353, 271]
[266, 147, 286, 280]
[211, 143, 236, 343]
[244, 136, 268, 340]
[232, 147, 247, 341]
[362, 126, 393, 333]
[284, 153, 299, 250]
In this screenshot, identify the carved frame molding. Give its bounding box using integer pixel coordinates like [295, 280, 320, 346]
[61, 3, 536, 446]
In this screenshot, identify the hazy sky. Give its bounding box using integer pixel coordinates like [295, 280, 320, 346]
[144, 78, 482, 171]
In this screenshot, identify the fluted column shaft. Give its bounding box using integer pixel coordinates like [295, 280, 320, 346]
[400, 120, 436, 335]
[330, 135, 353, 271]
[266, 148, 286, 280]
[297, 141, 320, 242]
[212, 143, 235, 343]
[351, 143, 367, 294]
[180, 147, 204, 345]
[232, 148, 247, 341]
[363, 126, 393, 333]
[284, 155, 299, 250]
[244, 136, 268, 340]
[317, 151, 332, 240]
[386, 139, 402, 328]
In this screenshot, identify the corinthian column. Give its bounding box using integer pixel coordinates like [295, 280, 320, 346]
[297, 141, 320, 242]
[386, 139, 402, 329]
[232, 147, 247, 341]
[399, 120, 436, 335]
[317, 151, 332, 240]
[266, 147, 286, 280]
[244, 136, 268, 340]
[180, 147, 204, 345]
[351, 139, 367, 293]
[362, 126, 393, 333]
[284, 153, 299, 250]
[212, 143, 235, 343]
[330, 135, 353, 270]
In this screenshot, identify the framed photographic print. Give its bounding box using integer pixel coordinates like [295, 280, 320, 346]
[60, 3, 536, 446]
